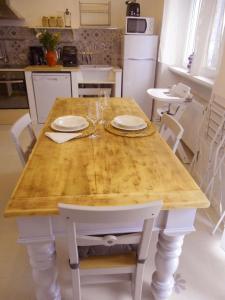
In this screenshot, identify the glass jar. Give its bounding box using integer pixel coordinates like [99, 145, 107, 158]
[49, 16, 57, 27]
[42, 16, 49, 27]
[57, 16, 64, 27]
[64, 8, 71, 27]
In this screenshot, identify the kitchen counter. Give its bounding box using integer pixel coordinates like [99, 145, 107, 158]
[24, 65, 80, 72]
[0, 64, 28, 71]
[24, 65, 122, 125]
[0, 64, 122, 72]
[24, 65, 121, 72]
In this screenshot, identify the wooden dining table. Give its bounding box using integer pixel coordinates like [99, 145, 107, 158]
[4, 98, 209, 300]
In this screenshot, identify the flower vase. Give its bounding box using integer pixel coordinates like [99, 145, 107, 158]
[46, 50, 57, 67]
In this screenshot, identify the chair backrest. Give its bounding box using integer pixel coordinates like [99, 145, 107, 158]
[190, 93, 225, 174]
[159, 113, 184, 153]
[171, 82, 191, 99]
[59, 201, 162, 267]
[11, 113, 36, 165]
[205, 94, 225, 142]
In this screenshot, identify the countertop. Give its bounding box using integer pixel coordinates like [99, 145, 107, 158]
[0, 65, 122, 72]
[0, 64, 27, 71]
[24, 65, 122, 72]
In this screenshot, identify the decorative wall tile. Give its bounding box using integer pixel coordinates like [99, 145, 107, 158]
[0, 26, 122, 66]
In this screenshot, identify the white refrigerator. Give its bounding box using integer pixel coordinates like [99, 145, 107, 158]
[122, 35, 158, 118]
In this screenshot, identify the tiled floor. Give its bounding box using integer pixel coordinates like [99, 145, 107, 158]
[1, 120, 225, 300]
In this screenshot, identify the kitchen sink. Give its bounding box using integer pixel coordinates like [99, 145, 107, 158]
[78, 65, 114, 82]
[79, 65, 112, 71]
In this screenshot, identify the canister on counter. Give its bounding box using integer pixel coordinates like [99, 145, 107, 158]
[57, 16, 64, 27]
[42, 16, 49, 27]
[49, 16, 57, 27]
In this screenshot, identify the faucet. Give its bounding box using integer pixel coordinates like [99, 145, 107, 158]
[0, 42, 9, 64]
[81, 51, 92, 64]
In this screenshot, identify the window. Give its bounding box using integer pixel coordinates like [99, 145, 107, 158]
[183, 0, 202, 68]
[204, 0, 225, 72]
[185, 0, 225, 78]
[159, 0, 225, 82]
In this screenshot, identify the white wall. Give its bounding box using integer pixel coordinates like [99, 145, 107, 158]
[8, 0, 164, 33]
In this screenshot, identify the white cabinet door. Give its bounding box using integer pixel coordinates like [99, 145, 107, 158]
[124, 35, 158, 59]
[32, 73, 71, 123]
[123, 59, 156, 118]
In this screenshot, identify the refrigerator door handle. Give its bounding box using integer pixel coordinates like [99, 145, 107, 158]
[128, 58, 155, 61]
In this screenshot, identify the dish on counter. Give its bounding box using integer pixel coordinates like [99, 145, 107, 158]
[111, 115, 147, 131]
[51, 115, 89, 132]
[111, 120, 147, 131]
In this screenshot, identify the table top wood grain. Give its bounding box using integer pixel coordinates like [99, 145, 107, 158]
[4, 98, 209, 217]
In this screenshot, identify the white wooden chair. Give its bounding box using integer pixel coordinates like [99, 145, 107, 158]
[11, 113, 36, 166]
[210, 137, 225, 234]
[190, 94, 225, 189]
[189, 94, 225, 233]
[159, 113, 184, 153]
[58, 201, 162, 300]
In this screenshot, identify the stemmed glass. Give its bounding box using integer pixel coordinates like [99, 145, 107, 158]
[98, 88, 109, 124]
[88, 100, 100, 139]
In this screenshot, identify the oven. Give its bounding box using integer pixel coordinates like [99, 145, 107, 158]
[0, 67, 28, 109]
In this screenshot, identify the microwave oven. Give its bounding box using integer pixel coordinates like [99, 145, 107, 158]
[125, 16, 154, 35]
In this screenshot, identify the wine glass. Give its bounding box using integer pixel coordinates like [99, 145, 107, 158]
[88, 100, 100, 138]
[98, 88, 109, 124]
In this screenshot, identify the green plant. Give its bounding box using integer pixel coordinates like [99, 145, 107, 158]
[36, 31, 60, 51]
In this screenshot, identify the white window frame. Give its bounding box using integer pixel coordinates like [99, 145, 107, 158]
[184, 0, 225, 80]
[182, 0, 202, 68]
[200, 0, 225, 78]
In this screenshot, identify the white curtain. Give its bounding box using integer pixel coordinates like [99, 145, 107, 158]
[190, 1, 217, 76]
[159, 0, 221, 76]
[159, 0, 194, 66]
[213, 31, 225, 98]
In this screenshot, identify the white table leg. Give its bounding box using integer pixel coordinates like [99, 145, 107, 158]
[26, 241, 61, 300]
[27, 241, 61, 300]
[151, 232, 184, 300]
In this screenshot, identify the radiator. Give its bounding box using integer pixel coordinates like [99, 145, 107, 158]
[179, 98, 205, 153]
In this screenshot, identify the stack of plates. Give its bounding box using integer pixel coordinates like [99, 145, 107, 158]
[51, 115, 89, 132]
[111, 115, 147, 131]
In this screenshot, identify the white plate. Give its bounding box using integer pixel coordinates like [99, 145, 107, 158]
[113, 115, 147, 129]
[51, 120, 89, 132]
[111, 120, 147, 131]
[53, 115, 88, 129]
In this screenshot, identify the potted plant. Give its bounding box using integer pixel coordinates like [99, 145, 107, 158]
[36, 31, 60, 66]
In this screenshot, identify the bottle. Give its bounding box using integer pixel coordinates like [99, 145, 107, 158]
[64, 8, 71, 27]
[187, 52, 194, 72]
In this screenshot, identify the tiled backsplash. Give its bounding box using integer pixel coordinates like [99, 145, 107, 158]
[0, 26, 122, 66]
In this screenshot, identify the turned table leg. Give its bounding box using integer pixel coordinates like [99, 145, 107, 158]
[26, 241, 61, 300]
[151, 232, 184, 300]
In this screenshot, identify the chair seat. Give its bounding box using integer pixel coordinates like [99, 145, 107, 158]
[80, 251, 137, 269]
[147, 88, 186, 104]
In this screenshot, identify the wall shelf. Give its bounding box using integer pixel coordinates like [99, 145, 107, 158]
[30, 27, 77, 30]
[79, 1, 111, 26]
